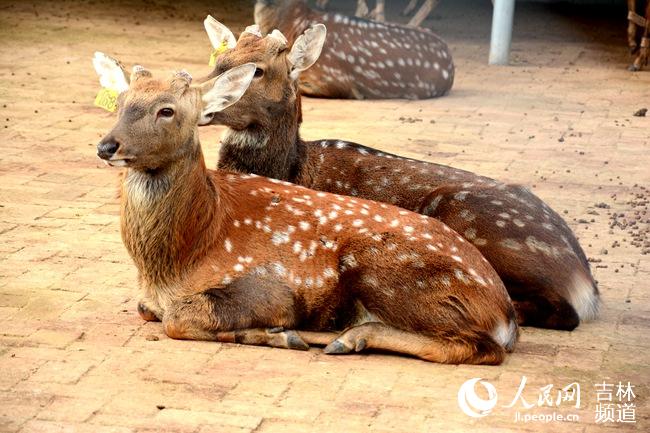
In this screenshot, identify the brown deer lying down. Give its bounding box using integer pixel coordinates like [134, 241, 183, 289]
[93, 56, 518, 364]
[199, 20, 600, 331]
[627, 0, 650, 71]
[251, 0, 454, 99]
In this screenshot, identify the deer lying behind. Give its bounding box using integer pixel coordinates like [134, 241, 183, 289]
[93, 55, 517, 364]
[200, 19, 600, 331]
[252, 0, 454, 99]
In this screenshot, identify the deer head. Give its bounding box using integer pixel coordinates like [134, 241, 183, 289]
[200, 18, 326, 131]
[92, 53, 256, 171]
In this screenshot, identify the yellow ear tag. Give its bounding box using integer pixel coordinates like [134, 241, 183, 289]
[94, 87, 119, 112]
[208, 41, 230, 66]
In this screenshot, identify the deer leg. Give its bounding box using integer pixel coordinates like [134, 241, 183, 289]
[372, 0, 386, 22]
[137, 298, 162, 322]
[213, 327, 309, 350]
[355, 0, 369, 18]
[403, 0, 420, 16]
[638, 37, 650, 70]
[162, 294, 311, 350]
[161, 273, 311, 350]
[323, 322, 505, 365]
[216, 329, 339, 348]
[407, 0, 438, 27]
[628, 0, 639, 54]
[296, 330, 340, 346]
[635, 2, 650, 70]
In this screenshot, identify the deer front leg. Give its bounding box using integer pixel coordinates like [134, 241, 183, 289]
[407, 0, 438, 27]
[371, 0, 386, 22]
[628, 0, 639, 54]
[162, 296, 309, 350]
[403, 0, 419, 16]
[215, 327, 310, 351]
[137, 297, 163, 322]
[161, 274, 310, 350]
[630, 32, 650, 71]
[637, 36, 650, 70]
[355, 0, 369, 18]
[635, 1, 650, 70]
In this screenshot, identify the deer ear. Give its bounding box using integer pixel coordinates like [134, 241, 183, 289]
[92, 51, 129, 93]
[204, 15, 237, 50]
[287, 23, 326, 80]
[198, 63, 255, 125]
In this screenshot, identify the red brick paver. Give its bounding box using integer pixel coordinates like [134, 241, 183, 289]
[1, 1, 648, 432]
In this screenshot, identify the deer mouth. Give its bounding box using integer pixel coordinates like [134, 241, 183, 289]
[103, 157, 135, 167]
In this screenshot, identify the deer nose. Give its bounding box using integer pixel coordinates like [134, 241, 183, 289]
[97, 139, 120, 160]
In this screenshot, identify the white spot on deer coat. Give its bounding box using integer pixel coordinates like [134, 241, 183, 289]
[271, 231, 290, 245]
[460, 209, 475, 221]
[500, 239, 522, 250]
[341, 254, 358, 271]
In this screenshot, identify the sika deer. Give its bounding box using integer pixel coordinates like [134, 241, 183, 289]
[93, 56, 517, 364]
[200, 20, 599, 331]
[253, 0, 454, 99]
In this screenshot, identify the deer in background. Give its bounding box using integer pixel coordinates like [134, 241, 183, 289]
[627, 0, 650, 71]
[200, 19, 600, 331]
[252, 0, 454, 99]
[317, 0, 439, 28]
[93, 54, 517, 364]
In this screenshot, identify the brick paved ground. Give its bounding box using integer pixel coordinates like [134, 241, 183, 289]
[1, 0, 648, 432]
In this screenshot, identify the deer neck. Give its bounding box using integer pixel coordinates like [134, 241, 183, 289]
[120, 141, 226, 289]
[219, 102, 306, 182]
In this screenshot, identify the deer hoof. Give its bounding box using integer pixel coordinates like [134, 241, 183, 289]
[268, 326, 285, 334]
[628, 64, 641, 71]
[324, 339, 351, 354]
[324, 331, 368, 354]
[286, 331, 310, 351]
[137, 302, 160, 322]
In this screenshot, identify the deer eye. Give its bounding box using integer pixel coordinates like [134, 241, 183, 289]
[254, 68, 264, 78]
[158, 107, 174, 118]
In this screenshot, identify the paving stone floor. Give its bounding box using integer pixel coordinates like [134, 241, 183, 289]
[0, 0, 648, 432]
